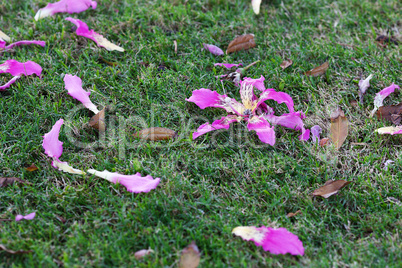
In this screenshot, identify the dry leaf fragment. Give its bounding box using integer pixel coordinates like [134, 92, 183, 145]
[287, 210, 302, 218]
[376, 103, 402, 125]
[179, 241, 200, 268]
[330, 108, 348, 150]
[313, 180, 351, 198]
[24, 163, 39, 172]
[134, 127, 177, 141]
[89, 108, 106, 132]
[319, 138, 330, 147]
[280, 59, 293, 70]
[0, 177, 30, 187]
[305, 62, 329, 77]
[226, 34, 256, 54]
[376, 35, 399, 46]
[0, 244, 33, 255]
[134, 249, 154, 260]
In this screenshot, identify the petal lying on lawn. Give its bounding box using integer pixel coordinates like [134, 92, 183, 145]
[0, 59, 42, 77]
[3, 40, 45, 50]
[375, 125, 402, 135]
[35, 0, 97, 20]
[193, 115, 240, 139]
[311, 125, 322, 143]
[232, 226, 304, 255]
[64, 74, 99, 114]
[0, 30, 10, 42]
[264, 112, 309, 141]
[203, 43, 224, 56]
[52, 159, 86, 175]
[251, 0, 262, 14]
[15, 212, 36, 222]
[247, 116, 275, 145]
[42, 119, 64, 159]
[242, 76, 266, 91]
[257, 89, 295, 113]
[370, 83, 400, 117]
[65, 17, 124, 52]
[358, 74, 373, 95]
[0, 75, 21, 91]
[87, 169, 160, 193]
[214, 63, 243, 69]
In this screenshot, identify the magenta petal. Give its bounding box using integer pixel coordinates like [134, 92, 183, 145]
[0, 59, 42, 77]
[247, 116, 275, 145]
[258, 89, 294, 113]
[4, 40, 46, 50]
[311, 125, 322, 143]
[203, 43, 224, 56]
[64, 74, 99, 113]
[186, 88, 227, 109]
[214, 63, 243, 69]
[371, 83, 400, 116]
[193, 115, 240, 139]
[35, 0, 97, 20]
[42, 119, 64, 159]
[261, 228, 304, 255]
[15, 212, 36, 222]
[0, 75, 21, 91]
[241, 76, 266, 91]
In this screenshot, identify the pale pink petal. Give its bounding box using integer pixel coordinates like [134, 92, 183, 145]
[15, 212, 36, 222]
[42, 119, 64, 159]
[203, 44, 224, 56]
[214, 63, 243, 69]
[257, 89, 294, 113]
[252, 0, 262, 14]
[383, 160, 394, 171]
[299, 129, 310, 141]
[264, 112, 309, 141]
[0, 75, 21, 91]
[370, 83, 400, 117]
[52, 159, 86, 175]
[0, 59, 42, 77]
[64, 74, 99, 114]
[0, 40, 5, 48]
[242, 76, 266, 91]
[375, 125, 402, 135]
[311, 125, 322, 143]
[65, 17, 124, 52]
[247, 116, 275, 145]
[358, 74, 373, 95]
[34, 0, 97, 20]
[193, 115, 240, 139]
[0, 30, 10, 42]
[4, 40, 45, 50]
[87, 169, 160, 193]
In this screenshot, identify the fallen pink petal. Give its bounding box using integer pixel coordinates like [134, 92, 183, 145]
[242, 76, 266, 91]
[311, 125, 322, 143]
[15, 212, 36, 222]
[264, 112, 310, 141]
[52, 159, 86, 175]
[203, 43, 224, 56]
[247, 116, 276, 145]
[64, 74, 99, 114]
[65, 17, 124, 52]
[232, 226, 304, 255]
[214, 63, 243, 69]
[370, 83, 400, 117]
[0, 60, 42, 90]
[1, 40, 45, 51]
[375, 125, 402, 135]
[35, 0, 97, 20]
[87, 169, 160, 193]
[193, 115, 241, 139]
[42, 119, 64, 159]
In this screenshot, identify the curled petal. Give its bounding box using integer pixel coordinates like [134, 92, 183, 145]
[311, 125, 322, 143]
[52, 159, 86, 175]
[251, 0, 262, 14]
[193, 115, 241, 139]
[65, 17, 124, 52]
[42, 119, 64, 159]
[3, 40, 45, 50]
[247, 116, 275, 145]
[0, 75, 21, 91]
[64, 74, 99, 114]
[242, 76, 266, 91]
[257, 89, 294, 113]
[264, 112, 308, 141]
[358, 74, 373, 95]
[35, 0, 97, 20]
[232, 226, 304, 255]
[203, 44, 224, 56]
[87, 169, 160, 193]
[214, 63, 243, 69]
[0, 30, 11, 42]
[15, 212, 36, 222]
[0, 59, 42, 77]
[375, 125, 402, 135]
[370, 83, 400, 117]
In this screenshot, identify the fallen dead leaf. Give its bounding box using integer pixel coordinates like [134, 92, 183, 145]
[179, 241, 200, 268]
[0, 244, 33, 255]
[280, 59, 293, 70]
[24, 163, 38, 172]
[376, 103, 402, 125]
[0, 177, 30, 187]
[134, 249, 154, 260]
[226, 34, 256, 54]
[313, 180, 351, 198]
[134, 127, 177, 141]
[319, 138, 330, 147]
[89, 108, 106, 132]
[287, 210, 302, 218]
[305, 62, 329, 77]
[330, 108, 348, 150]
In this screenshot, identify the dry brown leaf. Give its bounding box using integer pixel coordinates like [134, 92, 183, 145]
[305, 62, 329, 77]
[330, 108, 348, 150]
[89, 108, 106, 132]
[179, 241, 200, 268]
[319, 138, 330, 147]
[287, 210, 302, 218]
[376, 103, 402, 125]
[134, 127, 177, 141]
[134, 249, 154, 260]
[280, 59, 293, 70]
[0, 177, 30, 187]
[24, 163, 38, 172]
[0, 244, 33, 255]
[313, 180, 351, 198]
[226, 34, 256, 54]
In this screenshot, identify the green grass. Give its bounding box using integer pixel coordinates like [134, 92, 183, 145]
[1, 0, 401, 267]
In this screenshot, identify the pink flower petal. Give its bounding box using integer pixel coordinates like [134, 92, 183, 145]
[65, 17, 124, 52]
[247, 116, 275, 145]
[87, 169, 160, 193]
[15, 212, 36, 222]
[241, 76, 266, 91]
[64, 74, 99, 114]
[52, 159, 86, 175]
[35, 0, 97, 20]
[375, 125, 402, 135]
[0, 59, 42, 77]
[232, 226, 304, 255]
[257, 89, 294, 113]
[203, 44, 224, 56]
[264, 112, 309, 140]
[3, 40, 46, 50]
[0, 30, 10, 42]
[358, 74, 373, 95]
[370, 83, 400, 116]
[193, 115, 240, 139]
[214, 63, 243, 69]
[42, 119, 64, 159]
[0, 75, 21, 91]
[311, 125, 322, 143]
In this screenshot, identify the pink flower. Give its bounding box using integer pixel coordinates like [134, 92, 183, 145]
[370, 83, 400, 117]
[15, 212, 36, 222]
[34, 0, 97, 20]
[64, 74, 99, 113]
[203, 44, 224, 56]
[232, 226, 304, 255]
[0, 59, 42, 90]
[87, 169, 160, 193]
[65, 17, 124, 52]
[214, 63, 243, 69]
[0, 40, 45, 51]
[310, 125, 322, 143]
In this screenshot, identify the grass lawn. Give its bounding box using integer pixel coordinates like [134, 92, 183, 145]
[1, 0, 401, 266]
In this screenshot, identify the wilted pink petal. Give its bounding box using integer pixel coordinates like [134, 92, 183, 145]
[214, 63, 243, 69]
[0, 75, 21, 91]
[42, 119, 64, 159]
[15, 212, 36, 222]
[203, 43, 224, 56]
[257, 89, 294, 113]
[52, 159, 86, 175]
[232, 226, 304, 255]
[0, 59, 42, 77]
[358, 74, 373, 95]
[64, 74, 99, 114]
[241, 76, 266, 91]
[193, 115, 240, 139]
[247, 116, 275, 145]
[35, 0, 97, 20]
[251, 0, 262, 14]
[310, 125, 322, 143]
[3, 40, 46, 50]
[375, 125, 402, 135]
[87, 169, 160, 193]
[65, 17, 124, 52]
[370, 83, 400, 117]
